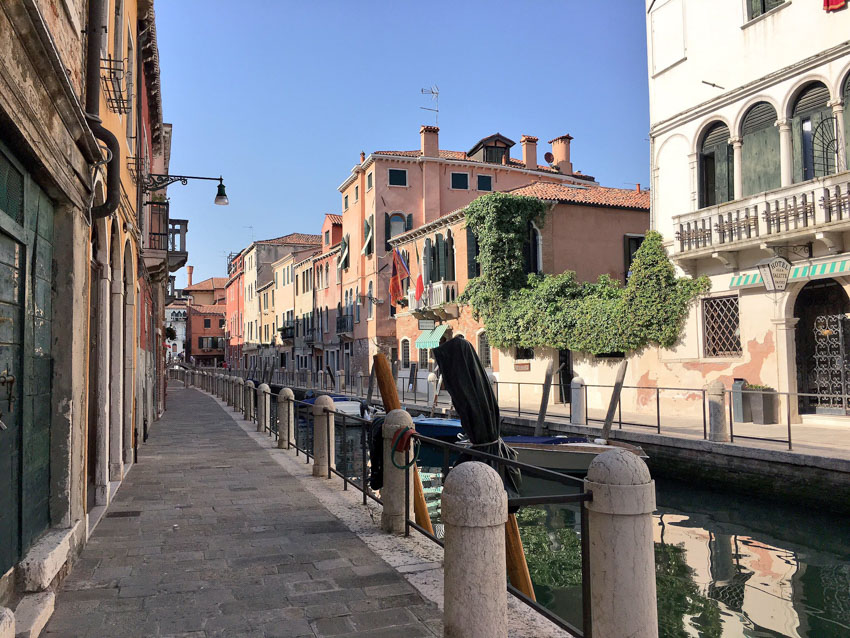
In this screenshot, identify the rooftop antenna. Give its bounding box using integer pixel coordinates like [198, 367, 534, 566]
[420, 85, 439, 126]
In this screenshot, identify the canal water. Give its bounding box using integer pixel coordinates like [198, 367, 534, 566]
[296, 419, 850, 637]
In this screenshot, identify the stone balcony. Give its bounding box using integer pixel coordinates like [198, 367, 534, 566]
[673, 171, 850, 272]
[408, 279, 460, 320]
[167, 218, 188, 272]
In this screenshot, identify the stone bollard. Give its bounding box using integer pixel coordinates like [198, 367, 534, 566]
[257, 383, 270, 433]
[183, 371, 188, 389]
[312, 395, 335, 478]
[708, 380, 730, 442]
[442, 461, 508, 638]
[380, 409, 415, 534]
[278, 388, 294, 449]
[570, 377, 586, 425]
[427, 372, 438, 405]
[585, 448, 658, 638]
[244, 381, 255, 421]
[235, 377, 244, 412]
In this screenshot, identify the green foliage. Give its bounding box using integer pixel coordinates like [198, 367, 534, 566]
[459, 193, 709, 355]
[165, 325, 177, 341]
[516, 507, 582, 589]
[656, 542, 722, 638]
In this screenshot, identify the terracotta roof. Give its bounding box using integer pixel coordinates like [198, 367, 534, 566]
[507, 182, 650, 210]
[255, 232, 322, 246]
[371, 149, 561, 174]
[188, 304, 226, 315]
[326, 214, 343, 224]
[184, 277, 228, 291]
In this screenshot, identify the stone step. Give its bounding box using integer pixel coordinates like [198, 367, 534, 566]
[13, 593, 54, 638]
[0, 607, 14, 638]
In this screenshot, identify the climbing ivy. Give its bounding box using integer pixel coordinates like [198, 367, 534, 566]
[459, 193, 709, 355]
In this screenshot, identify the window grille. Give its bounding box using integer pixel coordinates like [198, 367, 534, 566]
[478, 333, 492, 368]
[703, 296, 742, 357]
[419, 348, 429, 369]
[401, 340, 410, 368]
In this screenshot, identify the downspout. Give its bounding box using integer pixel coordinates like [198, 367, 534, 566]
[86, 0, 121, 219]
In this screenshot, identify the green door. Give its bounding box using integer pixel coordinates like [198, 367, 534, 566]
[0, 142, 55, 572]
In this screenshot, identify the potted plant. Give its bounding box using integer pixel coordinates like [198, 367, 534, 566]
[745, 384, 776, 425]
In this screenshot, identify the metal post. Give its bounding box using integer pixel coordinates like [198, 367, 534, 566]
[404, 447, 411, 537]
[787, 395, 793, 450]
[517, 383, 521, 417]
[342, 413, 347, 491]
[361, 420, 368, 505]
[656, 387, 661, 434]
[618, 394, 622, 429]
[327, 411, 332, 479]
[729, 390, 735, 442]
[702, 389, 707, 439]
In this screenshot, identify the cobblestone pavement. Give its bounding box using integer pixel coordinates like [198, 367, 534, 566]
[44, 385, 441, 637]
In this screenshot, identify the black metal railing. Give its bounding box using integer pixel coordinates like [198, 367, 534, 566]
[336, 314, 354, 334]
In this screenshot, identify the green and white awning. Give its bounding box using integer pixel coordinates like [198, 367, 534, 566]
[730, 258, 850, 289]
[415, 324, 449, 349]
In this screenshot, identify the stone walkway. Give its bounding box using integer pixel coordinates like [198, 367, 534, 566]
[43, 385, 441, 638]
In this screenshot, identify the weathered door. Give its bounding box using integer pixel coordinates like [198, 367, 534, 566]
[0, 229, 24, 574]
[0, 142, 54, 571]
[87, 261, 100, 511]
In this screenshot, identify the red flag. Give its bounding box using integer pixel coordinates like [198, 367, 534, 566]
[825, 0, 846, 10]
[389, 257, 403, 305]
[415, 244, 424, 301]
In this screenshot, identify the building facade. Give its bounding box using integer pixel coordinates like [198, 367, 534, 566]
[165, 301, 188, 362]
[644, 0, 850, 421]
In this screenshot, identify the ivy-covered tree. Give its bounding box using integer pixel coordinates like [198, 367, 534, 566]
[459, 193, 709, 355]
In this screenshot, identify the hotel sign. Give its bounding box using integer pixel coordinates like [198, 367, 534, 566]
[418, 319, 436, 330]
[757, 256, 791, 292]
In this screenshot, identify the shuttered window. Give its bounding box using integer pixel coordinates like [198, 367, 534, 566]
[477, 175, 492, 191]
[792, 83, 834, 183]
[0, 150, 24, 224]
[699, 122, 733, 208]
[388, 169, 407, 186]
[466, 227, 480, 279]
[741, 102, 780, 197]
[451, 173, 469, 190]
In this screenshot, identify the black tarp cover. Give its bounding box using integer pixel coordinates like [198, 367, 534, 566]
[432, 336, 521, 496]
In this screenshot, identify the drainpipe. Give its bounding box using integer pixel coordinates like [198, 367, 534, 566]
[86, 0, 121, 219]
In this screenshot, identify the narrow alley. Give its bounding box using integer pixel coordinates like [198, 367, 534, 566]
[43, 384, 441, 638]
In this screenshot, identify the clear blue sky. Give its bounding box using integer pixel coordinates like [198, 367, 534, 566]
[156, 1, 650, 286]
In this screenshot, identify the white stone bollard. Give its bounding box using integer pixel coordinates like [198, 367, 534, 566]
[585, 448, 658, 638]
[442, 461, 508, 638]
[278, 388, 294, 449]
[570, 376, 586, 425]
[244, 381, 255, 421]
[707, 380, 730, 442]
[427, 372, 438, 405]
[312, 395, 335, 478]
[381, 409, 415, 534]
[235, 377, 244, 412]
[257, 383, 270, 433]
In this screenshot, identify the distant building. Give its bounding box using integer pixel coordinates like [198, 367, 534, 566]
[165, 301, 188, 362]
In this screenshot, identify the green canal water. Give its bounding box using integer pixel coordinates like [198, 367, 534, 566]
[302, 422, 849, 637]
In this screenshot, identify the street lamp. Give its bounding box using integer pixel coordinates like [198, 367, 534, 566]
[756, 255, 792, 292]
[142, 173, 229, 206]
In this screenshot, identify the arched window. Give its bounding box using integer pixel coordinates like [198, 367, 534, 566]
[355, 287, 360, 323]
[792, 82, 835, 182]
[478, 332, 492, 368]
[741, 102, 780, 196]
[367, 281, 374, 319]
[385, 212, 411, 250]
[400, 339, 410, 368]
[325, 263, 329, 288]
[523, 222, 542, 274]
[699, 122, 733, 207]
[844, 74, 850, 168]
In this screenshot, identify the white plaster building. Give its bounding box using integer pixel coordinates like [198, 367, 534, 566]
[642, 0, 850, 420]
[165, 302, 188, 362]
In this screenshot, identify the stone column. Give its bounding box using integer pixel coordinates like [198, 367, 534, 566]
[585, 448, 658, 638]
[778, 119, 793, 187]
[278, 388, 294, 449]
[312, 395, 335, 478]
[381, 409, 414, 533]
[257, 383, 270, 433]
[731, 137, 743, 199]
[773, 316, 801, 424]
[244, 380, 255, 421]
[831, 101, 846, 173]
[707, 380, 729, 442]
[442, 462, 508, 638]
[570, 377, 586, 425]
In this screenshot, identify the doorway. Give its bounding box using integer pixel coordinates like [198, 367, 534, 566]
[558, 349, 574, 403]
[794, 279, 850, 414]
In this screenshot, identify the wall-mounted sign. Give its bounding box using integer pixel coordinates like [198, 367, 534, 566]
[757, 256, 791, 292]
[418, 319, 436, 331]
[514, 362, 531, 372]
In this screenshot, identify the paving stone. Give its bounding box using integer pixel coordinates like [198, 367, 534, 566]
[43, 386, 439, 637]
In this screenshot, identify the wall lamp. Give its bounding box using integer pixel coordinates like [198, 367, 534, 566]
[142, 174, 229, 206]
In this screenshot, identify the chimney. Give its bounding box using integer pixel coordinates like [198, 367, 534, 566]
[521, 135, 538, 170]
[420, 125, 439, 158]
[186, 265, 193, 287]
[360, 151, 365, 163]
[548, 134, 574, 174]
[635, 183, 641, 192]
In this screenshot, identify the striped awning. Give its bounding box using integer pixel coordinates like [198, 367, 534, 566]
[730, 257, 850, 289]
[415, 324, 449, 349]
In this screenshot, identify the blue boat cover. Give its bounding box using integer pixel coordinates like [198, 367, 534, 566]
[302, 394, 350, 404]
[503, 436, 587, 445]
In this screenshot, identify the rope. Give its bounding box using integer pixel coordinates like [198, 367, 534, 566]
[390, 426, 420, 470]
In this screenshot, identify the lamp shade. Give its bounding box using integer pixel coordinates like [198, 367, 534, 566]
[214, 179, 229, 206]
[756, 255, 791, 292]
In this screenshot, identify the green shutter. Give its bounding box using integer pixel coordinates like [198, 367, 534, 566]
[384, 213, 391, 251]
[466, 227, 478, 279]
[406, 214, 413, 231]
[424, 239, 432, 284]
[742, 103, 781, 197]
[436, 234, 446, 280]
[446, 232, 455, 281]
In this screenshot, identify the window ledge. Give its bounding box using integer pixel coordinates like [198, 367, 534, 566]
[741, 1, 790, 29]
[387, 184, 409, 188]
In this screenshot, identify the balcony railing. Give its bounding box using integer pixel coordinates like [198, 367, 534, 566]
[674, 173, 850, 256]
[408, 279, 459, 313]
[278, 321, 294, 340]
[336, 314, 354, 334]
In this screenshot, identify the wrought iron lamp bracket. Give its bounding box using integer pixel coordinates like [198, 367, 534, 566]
[142, 174, 191, 192]
[773, 243, 812, 259]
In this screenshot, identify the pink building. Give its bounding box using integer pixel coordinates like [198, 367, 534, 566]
[333, 126, 597, 380]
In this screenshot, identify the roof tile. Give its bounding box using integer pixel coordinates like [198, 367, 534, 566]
[508, 181, 650, 210]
